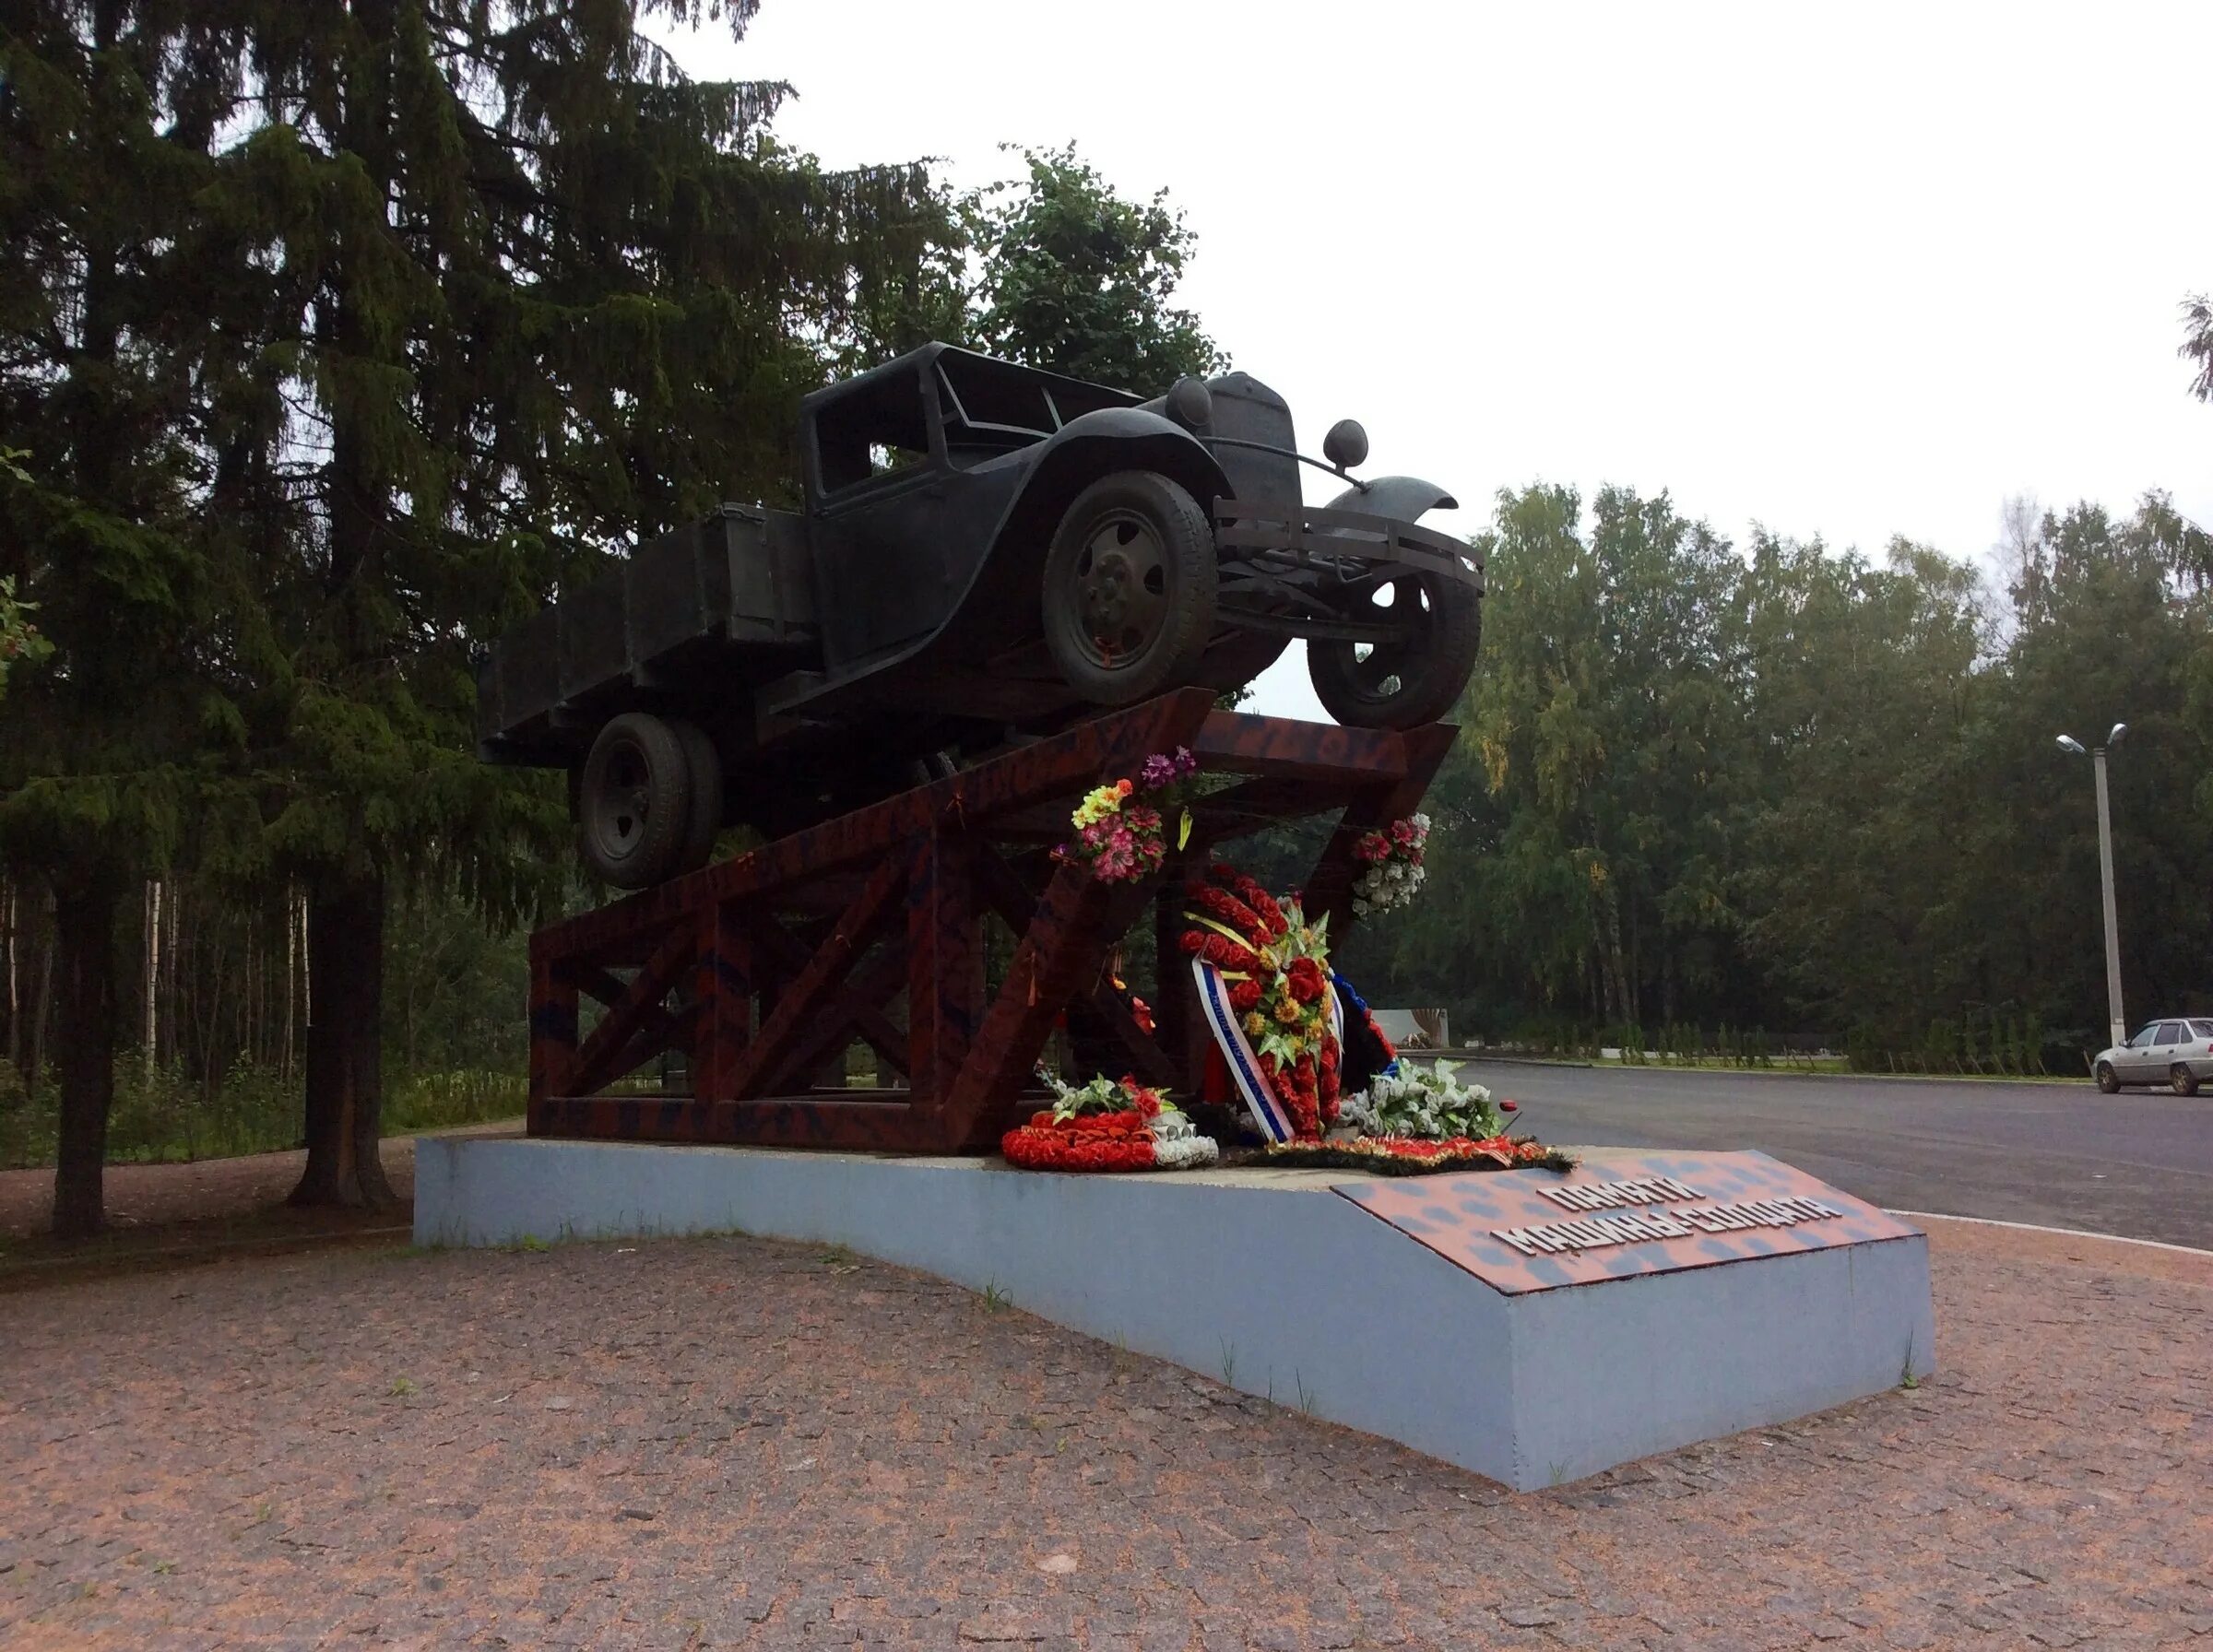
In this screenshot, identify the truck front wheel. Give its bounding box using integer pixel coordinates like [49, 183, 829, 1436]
[580, 712, 694, 889]
[1307, 572, 1481, 730]
[1042, 470, 1217, 705]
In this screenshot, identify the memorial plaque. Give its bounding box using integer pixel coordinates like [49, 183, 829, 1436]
[1334, 1149, 1923, 1295]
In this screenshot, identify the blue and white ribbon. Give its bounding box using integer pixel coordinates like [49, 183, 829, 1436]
[1192, 959, 1343, 1144]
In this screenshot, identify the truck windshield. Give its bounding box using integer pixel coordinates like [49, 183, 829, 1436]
[933, 350, 1136, 466]
[938, 353, 1056, 442]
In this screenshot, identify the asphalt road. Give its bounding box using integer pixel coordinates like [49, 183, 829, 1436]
[1438, 1062, 2213, 1250]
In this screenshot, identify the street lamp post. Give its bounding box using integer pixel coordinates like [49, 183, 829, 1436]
[2055, 724, 2127, 1048]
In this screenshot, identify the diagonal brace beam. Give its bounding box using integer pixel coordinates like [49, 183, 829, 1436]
[723, 858, 905, 1102]
[568, 925, 698, 1096]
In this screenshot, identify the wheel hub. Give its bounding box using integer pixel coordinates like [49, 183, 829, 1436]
[591, 750, 653, 851]
[1082, 550, 1136, 632]
[1072, 513, 1170, 666]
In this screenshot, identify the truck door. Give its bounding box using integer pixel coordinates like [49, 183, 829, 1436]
[804, 362, 957, 670]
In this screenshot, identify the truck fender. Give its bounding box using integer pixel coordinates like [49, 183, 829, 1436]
[920, 409, 1232, 661]
[996, 407, 1233, 561]
[1324, 475, 1459, 523]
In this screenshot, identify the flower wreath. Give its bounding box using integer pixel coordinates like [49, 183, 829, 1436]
[1275, 1058, 1572, 1175]
[1054, 748, 1197, 883]
[1178, 863, 1341, 1140]
[1351, 813, 1430, 915]
[1000, 1072, 1220, 1173]
[1262, 1135, 1577, 1175]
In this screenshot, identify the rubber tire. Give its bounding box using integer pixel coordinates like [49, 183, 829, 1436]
[2095, 1062, 2120, 1094]
[579, 712, 692, 889]
[1307, 572, 1482, 730]
[669, 718, 723, 875]
[2172, 1064, 2199, 1097]
[1042, 470, 1217, 705]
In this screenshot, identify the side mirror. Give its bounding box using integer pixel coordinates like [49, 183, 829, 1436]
[1323, 419, 1369, 470]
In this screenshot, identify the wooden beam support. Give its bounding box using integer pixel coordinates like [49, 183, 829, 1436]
[736, 910, 908, 1085]
[1082, 978, 1179, 1091]
[691, 901, 751, 1104]
[1191, 712, 1410, 783]
[536, 1092, 982, 1151]
[720, 858, 905, 1103]
[905, 825, 983, 1119]
[760, 942, 911, 1096]
[568, 925, 698, 1097]
[526, 956, 579, 1128]
[538, 690, 1219, 969]
[524, 694, 1457, 1154]
[937, 862, 1159, 1151]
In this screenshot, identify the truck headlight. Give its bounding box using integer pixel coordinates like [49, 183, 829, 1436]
[1165, 376, 1213, 431]
[1324, 419, 1369, 469]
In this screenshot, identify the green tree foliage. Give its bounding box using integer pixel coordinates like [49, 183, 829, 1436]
[964, 144, 1225, 392]
[2184, 292, 2213, 404]
[1363, 487, 1754, 1035]
[0, 0, 958, 1222]
[196, 0, 954, 1208]
[0, 2, 251, 1233]
[0, 452, 53, 697]
[1346, 486, 2213, 1068]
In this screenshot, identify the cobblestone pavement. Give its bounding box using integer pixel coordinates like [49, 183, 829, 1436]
[0, 1140, 420, 1243]
[2, 1219, 2207, 1651]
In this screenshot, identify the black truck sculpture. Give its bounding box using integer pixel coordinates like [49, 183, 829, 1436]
[477, 343, 1482, 888]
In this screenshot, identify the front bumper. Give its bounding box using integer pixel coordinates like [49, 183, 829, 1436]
[1211, 499, 1484, 593]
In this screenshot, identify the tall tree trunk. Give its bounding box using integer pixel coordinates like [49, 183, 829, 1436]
[282, 887, 299, 1081]
[28, 889, 54, 1092]
[143, 878, 160, 1080]
[3, 879, 17, 1070]
[289, 871, 395, 1209]
[51, 867, 121, 1239]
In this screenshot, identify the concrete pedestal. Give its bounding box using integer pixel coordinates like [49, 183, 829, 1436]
[414, 1136, 1934, 1490]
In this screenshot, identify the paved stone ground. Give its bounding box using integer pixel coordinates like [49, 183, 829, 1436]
[2, 1220, 2207, 1652]
[0, 1140, 420, 1245]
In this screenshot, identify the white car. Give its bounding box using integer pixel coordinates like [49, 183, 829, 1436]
[2093, 1018, 2213, 1095]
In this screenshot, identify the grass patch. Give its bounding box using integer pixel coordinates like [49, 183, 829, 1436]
[0, 1058, 524, 1171]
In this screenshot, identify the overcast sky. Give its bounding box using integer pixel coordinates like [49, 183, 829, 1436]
[665, 1, 2212, 720]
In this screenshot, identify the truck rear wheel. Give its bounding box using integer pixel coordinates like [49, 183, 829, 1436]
[580, 713, 692, 889]
[669, 718, 723, 874]
[1308, 572, 1481, 730]
[1043, 471, 1217, 705]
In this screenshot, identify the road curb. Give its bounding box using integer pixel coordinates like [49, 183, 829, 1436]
[1888, 1210, 2213, 1258]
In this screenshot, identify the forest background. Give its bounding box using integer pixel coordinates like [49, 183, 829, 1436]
[2, 1, 2208, 1233]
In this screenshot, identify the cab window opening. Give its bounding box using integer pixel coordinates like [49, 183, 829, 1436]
[815, 371, 933, 493]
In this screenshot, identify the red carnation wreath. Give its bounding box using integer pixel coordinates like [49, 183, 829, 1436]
[1000, 1073, 1219, 1173]
[1178, 863, 1341, 1140]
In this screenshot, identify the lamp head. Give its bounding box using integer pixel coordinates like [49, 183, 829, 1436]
[1322, 419, 1369, 470]
[2055, 735, 2087, 756]
[2107, 722, 2127, 748]
[1163, 375, 1213, 431]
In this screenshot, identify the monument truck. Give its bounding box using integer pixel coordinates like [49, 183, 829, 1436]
[476, 342, 1482, 887]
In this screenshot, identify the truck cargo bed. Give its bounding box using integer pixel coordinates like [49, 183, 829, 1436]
[477, 505, 816, 761]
